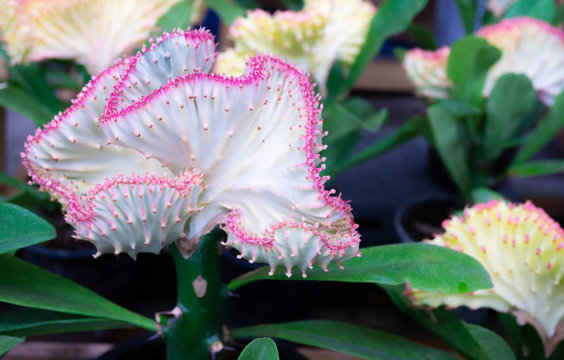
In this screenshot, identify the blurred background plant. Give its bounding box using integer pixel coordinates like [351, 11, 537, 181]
[3, 0, 564, 359]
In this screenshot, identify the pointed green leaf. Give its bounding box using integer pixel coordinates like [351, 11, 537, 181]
[0, 254, 155, 331]
[0, 309, 131, 337]
[204, 0, 245, 25]
[157, 0, 195, 31]
[0, 83, 53, 127]
[408, 23, 438, 50]
[0, 335, 24, 356]
[332, 115, 423, 175]
[447, 36, 501, 106]
[0, 203, 55, 254]
[484, 74, 536, 162]
[228, 243, 492, 294]
[470, 188, 505, 205]
[508, 159, 564, 177]
[238, 338, 279, 360]
[455, 0, 479, 34]
[466, 324, 516, 360]
[427, 105, 470, 196]
[232, 320, 458, 360]
[504, 0, 556, 22]
[326, 0, 428, 105]
[512, 91, 564, 166]
[385, 285, 488, 360]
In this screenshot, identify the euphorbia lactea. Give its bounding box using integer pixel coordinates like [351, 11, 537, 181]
[409, 201, 564, 356]
[1, 0, 180, 74]
[403, 17, 564, 105]
[22, 28, 360, 277]
[215, 0, 376, 94]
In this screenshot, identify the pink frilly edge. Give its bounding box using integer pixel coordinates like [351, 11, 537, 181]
[477, 16, 564, 43]
[100, 27, 217, 124]
[99, 28, 360, 257]
[21, 59, 126, 222]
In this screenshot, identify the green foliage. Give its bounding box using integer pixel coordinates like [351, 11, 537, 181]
[0, 309, 131, 337]
[0, 335, 24, 356]
[466, 324, 516, 360]
[0, 203, 55, 254]
[238, 338, 279, 360]
[408, 24, 438, 50]
[454, 0, 479, 34]
[232, 320, 458, 360]
[386, 285, 515, 360]
[157, 0, 195, 30]
[322, 99, 388, 176]
[0, 83, 54, 127]
[330, 116, 423, 175]
[0, 254, 155, 331]
[504, 0, 556, 22]
[470, 187, 505, 204]
[204, 0, 245, 25]
[447, 37, 501, 107]
[427, 105, 470, 197]
[511, 90, 564, 166]
[228, 243, 492, 294]
[484, 74, 536, 163]
[325, 0, 428, 105]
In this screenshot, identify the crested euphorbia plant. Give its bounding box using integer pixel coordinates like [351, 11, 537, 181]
[22, 27, 361, 358]
[407, 200, 564, 358]
[23, 28, 360, 275]
[398, 16, 564, 200]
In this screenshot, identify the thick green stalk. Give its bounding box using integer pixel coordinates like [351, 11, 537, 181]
[161, 229, 226, 360]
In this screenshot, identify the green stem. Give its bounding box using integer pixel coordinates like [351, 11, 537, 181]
[161, 228, 226, 360]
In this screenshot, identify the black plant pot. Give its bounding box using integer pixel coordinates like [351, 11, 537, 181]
[393, 194, 489, 324]
[394, 193, 461, 243]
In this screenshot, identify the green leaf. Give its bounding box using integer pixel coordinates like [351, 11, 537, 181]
[232, 320, 458, 360]
[0, 203, 55, 254]
[331, 116, 423, 175]
[408, 24, 438, 50]
[228, 243, 492, 294]
[435, 99, 482, 117]
[157, 0, 195, 30]
[504, 0, 556, 22]
[498, 313, 545, 360]
[508, 159, 564, 177]
[325, 0, 428, 105]
[0, 83, 54, 126]
[280, 0, 303, 10]
[512, 91, 564, 166]
[466, 324, 516, 360]
[385, 285, 488, 360]
[0, 335, 24, 356]
[238, 338, 279, 360]
[7, 62, 62, 115]
[447, 36, 501, 106]
[321, 101, 388, 177]
[0, 308, 131, 337]
[0, 254, 156, 331]
[204, 0, 245, 25]
[455, 0, 478, 34]
[470, 188, 505, 204]
[427, 105, 470, 197]
[553, 4, 564, 25]
[483, 74, 536, 163]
